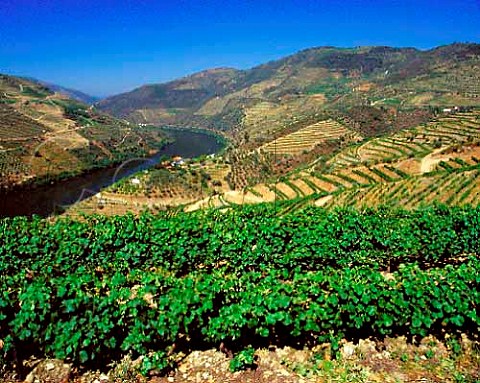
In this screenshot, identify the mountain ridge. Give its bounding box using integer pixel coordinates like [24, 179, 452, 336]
[65, 42, 480, 216]
[20, 76, 99, 105]
[96, 43, 480, 140]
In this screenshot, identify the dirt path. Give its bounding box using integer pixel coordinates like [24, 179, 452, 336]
[420, 148, 450, 173]
[223, 189, 265, 204]
[115, 130, 132, 147]
[315, 194, 333, 206]
[33, 114, 46, 122]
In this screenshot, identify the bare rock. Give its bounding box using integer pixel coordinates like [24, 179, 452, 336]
[357, 339, 376, 357]
[340, 342, 356, 359]
[92, 373, 110, 383]
[25, 359, 71, 383]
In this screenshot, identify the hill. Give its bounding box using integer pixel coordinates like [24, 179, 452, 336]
[97, 67, 242, 125]
[2, 45, 480, 383]
[186, 110, 480, 212]
[97, 43, 480, 142]
[66, 109, 480, 216]
[0, 74, 166, 189]
[38, 82, 98, 105]
[67, 43, 479, 216]
[22, 77, 98, 104]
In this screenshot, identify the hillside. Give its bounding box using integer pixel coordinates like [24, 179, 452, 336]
[0, 75, 166, 189]
[3, 45, 480, 383]
[23, 77, 99, 104]
[37, 82, 98, 105]
[188, 111, 480, 212]
[97, 68, 242, 125]
[98, 43, 480, 142]
[65, 110, 480, 216]
[68, 43, 480, 216]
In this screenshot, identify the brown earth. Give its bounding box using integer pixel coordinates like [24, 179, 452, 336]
[2, 336, 478, 383]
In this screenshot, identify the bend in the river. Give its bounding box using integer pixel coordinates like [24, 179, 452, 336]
[0, 128, 224, 217]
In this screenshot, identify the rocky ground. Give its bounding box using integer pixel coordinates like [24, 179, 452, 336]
[1, 335, 479, 383]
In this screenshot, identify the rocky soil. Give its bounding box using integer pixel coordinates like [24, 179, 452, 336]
[1, 335, 479, 383]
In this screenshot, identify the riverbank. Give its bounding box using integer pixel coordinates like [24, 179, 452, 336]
[0, 135, 173, 193]
[0, 129, 225, 217]
[64, 154, 232, 217]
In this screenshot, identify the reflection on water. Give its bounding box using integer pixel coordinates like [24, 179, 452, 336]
[0, 129, 223, 217]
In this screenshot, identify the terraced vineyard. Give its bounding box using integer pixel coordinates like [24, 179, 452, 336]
[0, 149, 31, 179]
[351, 113, 480, 165]
[0, 104, 43, 183]
[185, 111, 480, 212]
[234, 161, 407, 203]
[0, 74, 167, 189]
[241, 94, 326, 141]
[435, 156, 480, 172]
[322, 166, 480, 209]
[65, 107, 480, 215]
[67, 157, 233, 217]
[225, 150, 274, 189]
[260, 119, 360, 155]
[0, 104, 48, 140]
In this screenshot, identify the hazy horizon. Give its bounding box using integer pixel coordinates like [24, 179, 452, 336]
[1, 0, 479, 97]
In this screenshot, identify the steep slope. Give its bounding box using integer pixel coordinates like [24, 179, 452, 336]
[224, 111, 480, 211]
[97, 67, 242, 123]
[40, 83, 98, 105]
[67, 43, 480, 215]
[98, 43, 480, 141]
[22, 77, 98, 104]
[69, 111, 480, 216]
[0, 74, 166, 189]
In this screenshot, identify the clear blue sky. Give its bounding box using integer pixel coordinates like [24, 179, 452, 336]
[0, 0, 479, 97]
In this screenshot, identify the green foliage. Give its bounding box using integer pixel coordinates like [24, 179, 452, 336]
[446, 336, 463, 358]
[21, 86, 51, 98]
[140, 351, 169, 376]
[0, 205, 479, 374]
[304, 77, 351, 100]
[229, 346, 256, 372]
[0, 98, 16, 104]
[381, 98, 401, 106]
[2, 204, 480, 275]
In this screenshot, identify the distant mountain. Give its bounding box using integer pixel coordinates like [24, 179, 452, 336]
[23, 78, 99, 104]
[42, 82, 99, 105]
[97, 43, 480, 139]
[97, 67, 241, 119]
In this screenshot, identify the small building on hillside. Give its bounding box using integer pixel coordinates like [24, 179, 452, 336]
[171, 156, 185, 167]
[442, 106, 461, 114]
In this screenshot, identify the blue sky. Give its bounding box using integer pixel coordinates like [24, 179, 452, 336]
[0, 0, 479, 97]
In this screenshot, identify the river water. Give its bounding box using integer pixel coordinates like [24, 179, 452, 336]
[0, 129, 224, 217]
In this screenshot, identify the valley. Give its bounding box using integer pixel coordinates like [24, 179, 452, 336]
[3, 44, 480, 217]
[0, 75, 167, 192]
[68, 110, 480, 216]
[0, 129, 223, 217]
[57, 43, 479, 217]
[1, 42, 480, 383]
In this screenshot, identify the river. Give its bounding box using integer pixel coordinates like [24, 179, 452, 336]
[0, 128, 224, 217]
